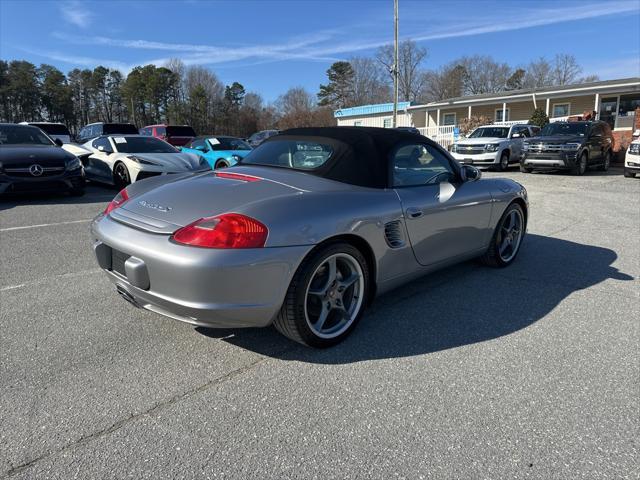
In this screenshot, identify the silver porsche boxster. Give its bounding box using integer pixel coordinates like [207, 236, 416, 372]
[91, 127, 528, 347]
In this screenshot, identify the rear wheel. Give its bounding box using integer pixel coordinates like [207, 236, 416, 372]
[274, 243, 370, 348]
[215, 159, 229, 169]
[480, 203, 525, 268]
[597, 150, 611, 171]
[113, 162, 131, 189]
[571, 152, 587, 176]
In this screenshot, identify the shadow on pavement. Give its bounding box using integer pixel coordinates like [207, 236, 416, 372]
[197, 234, 633, 363]
[0, 183, 115, 211]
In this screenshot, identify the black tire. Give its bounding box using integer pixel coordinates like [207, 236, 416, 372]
[571, 152, 588, 176]
[214, 159, 229, 169]
[597, 150, 611, 172]
[519, 164, 532, 173]
[624, 169, 636, 178]
[480, 202, 526, 268]
[273, 242, 370, 348]
[498, 152, 509, 171]
[113, 162, 131, 190]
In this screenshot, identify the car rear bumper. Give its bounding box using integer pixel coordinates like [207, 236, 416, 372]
[90, 214, 312, 328]
[0, 170, 85, 194]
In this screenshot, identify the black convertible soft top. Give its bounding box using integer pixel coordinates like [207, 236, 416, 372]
[267, 127, 432, 188]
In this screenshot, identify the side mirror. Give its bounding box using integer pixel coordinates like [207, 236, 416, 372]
[195, 145, 207, 152]
[97, 145, 112, 155]
[54, 138, 63, 147]
[460, 164, 481, 182]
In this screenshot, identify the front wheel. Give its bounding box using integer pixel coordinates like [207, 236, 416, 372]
[480, 203, 525, 268]
[274, 243, 370, 347]
[624, 169, 636, 178]
[571, 152, 588, 176]
[214, 159, 229, 169]
[519, 164, 532, 173]
[113, 162, 131, 189]
[498, 152, 509, 171]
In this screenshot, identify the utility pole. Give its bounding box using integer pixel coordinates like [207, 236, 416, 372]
[392, 0, 399, 128]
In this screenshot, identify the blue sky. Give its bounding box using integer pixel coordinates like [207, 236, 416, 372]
[1, 0, 639, 101]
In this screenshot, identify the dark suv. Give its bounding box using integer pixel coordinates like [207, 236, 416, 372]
[521, 121, 613, 175]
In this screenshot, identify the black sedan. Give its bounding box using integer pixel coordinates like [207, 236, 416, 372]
[0, 123, 85, 196]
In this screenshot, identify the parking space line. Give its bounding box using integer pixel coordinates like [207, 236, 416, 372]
[0, 268, 102, 292]
[0, 219, 92, 232]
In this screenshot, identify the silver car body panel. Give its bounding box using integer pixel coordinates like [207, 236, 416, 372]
[91, 162, 527, 329]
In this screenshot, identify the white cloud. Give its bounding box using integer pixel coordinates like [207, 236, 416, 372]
[59, 1, 93, 28]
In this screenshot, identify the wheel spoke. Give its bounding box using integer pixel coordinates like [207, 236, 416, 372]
[499, 239, 510, 256]
[326, 257, 337, 284]
[313, 303, 330, 331]
[339, 273, 360, 290]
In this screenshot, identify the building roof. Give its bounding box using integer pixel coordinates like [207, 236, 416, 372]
[334, 101, 412, 118]
[414, 77, 640, 109]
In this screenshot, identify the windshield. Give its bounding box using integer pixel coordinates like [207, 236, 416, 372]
[540, 123, 588, 136]
[103, 124, 138, 135]
[241, 139, 333, 170]
[113, 136, 178, 153]
[30, 123, 71, 135]
[209, 137, 251, 151]
[0, 125, 55, 146]
[468, 127, 509, 138]
[167, 126, 196, 137]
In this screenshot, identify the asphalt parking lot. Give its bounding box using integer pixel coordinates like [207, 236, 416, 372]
[1, 168, 638, 479]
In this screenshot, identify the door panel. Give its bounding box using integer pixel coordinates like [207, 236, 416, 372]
[396, 180, 494, 266]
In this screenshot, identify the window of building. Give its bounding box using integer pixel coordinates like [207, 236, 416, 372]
[442, 113, 456, 126]
[552, 103, 570, 118]
[495, 108, 510, 122]
[354, 121, 362, 126]
[383, 118, 392, 128]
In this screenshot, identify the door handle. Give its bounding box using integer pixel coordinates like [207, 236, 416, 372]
[406, 207, 423, 219]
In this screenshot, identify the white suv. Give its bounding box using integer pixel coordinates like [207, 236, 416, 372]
[625, 135, 640, 178]
[450, 124, 540, 171]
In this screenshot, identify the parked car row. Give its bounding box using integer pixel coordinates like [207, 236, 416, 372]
[449, 120, 628, 177]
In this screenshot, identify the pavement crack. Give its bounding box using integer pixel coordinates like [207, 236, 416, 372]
[2, 354, 274, 478]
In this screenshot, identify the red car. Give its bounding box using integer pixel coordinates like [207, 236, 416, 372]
[140, 124, 197, 147]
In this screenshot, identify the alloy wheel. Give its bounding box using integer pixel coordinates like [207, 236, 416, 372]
[304, 253, 365, 339]
[498, 208, 524, 262]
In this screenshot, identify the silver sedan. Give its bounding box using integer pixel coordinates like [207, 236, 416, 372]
[91, 127, 528, 347]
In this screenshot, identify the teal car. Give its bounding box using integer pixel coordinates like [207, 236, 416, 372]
[181, 136, 252, 169]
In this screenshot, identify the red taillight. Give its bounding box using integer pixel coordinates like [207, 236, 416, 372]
[214, 172, 261, 182]
[172, 213, 268, 249]
[104, 188, 129, 215]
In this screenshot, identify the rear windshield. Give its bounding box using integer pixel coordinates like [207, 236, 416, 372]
[113, 136, 178, 153]
[540, 123, 589, 136]
[468, 127, 509, 138]
[0, 125, 55, 146]
[167, 126, 196, 137]
[103, 124, 138, 135]
[241, 139, 333, 170]
[31, 123, 70, 135]
[210, 137, 251, 151]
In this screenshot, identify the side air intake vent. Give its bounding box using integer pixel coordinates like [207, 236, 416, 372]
[384, 220, 405, 248]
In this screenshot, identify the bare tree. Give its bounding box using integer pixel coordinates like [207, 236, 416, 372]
[349, 57, 391, 105]
[376, 39, 428, 101]
[421, 63, 465, 102]
[277, 87, 316, 129]
[457, 55, 512, 95]
[522, 57, 554, 88]
[552, 54, 582, 85]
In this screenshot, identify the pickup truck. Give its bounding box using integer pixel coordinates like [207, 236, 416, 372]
[450, 124, 540, 171]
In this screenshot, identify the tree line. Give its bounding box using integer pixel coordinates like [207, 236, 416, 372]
[317, 40, 599, 109]
[1, 43, 598, 135]
[0, 58, 334, 137]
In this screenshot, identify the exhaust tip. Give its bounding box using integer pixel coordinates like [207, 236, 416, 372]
[116, 285, 139, 308]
